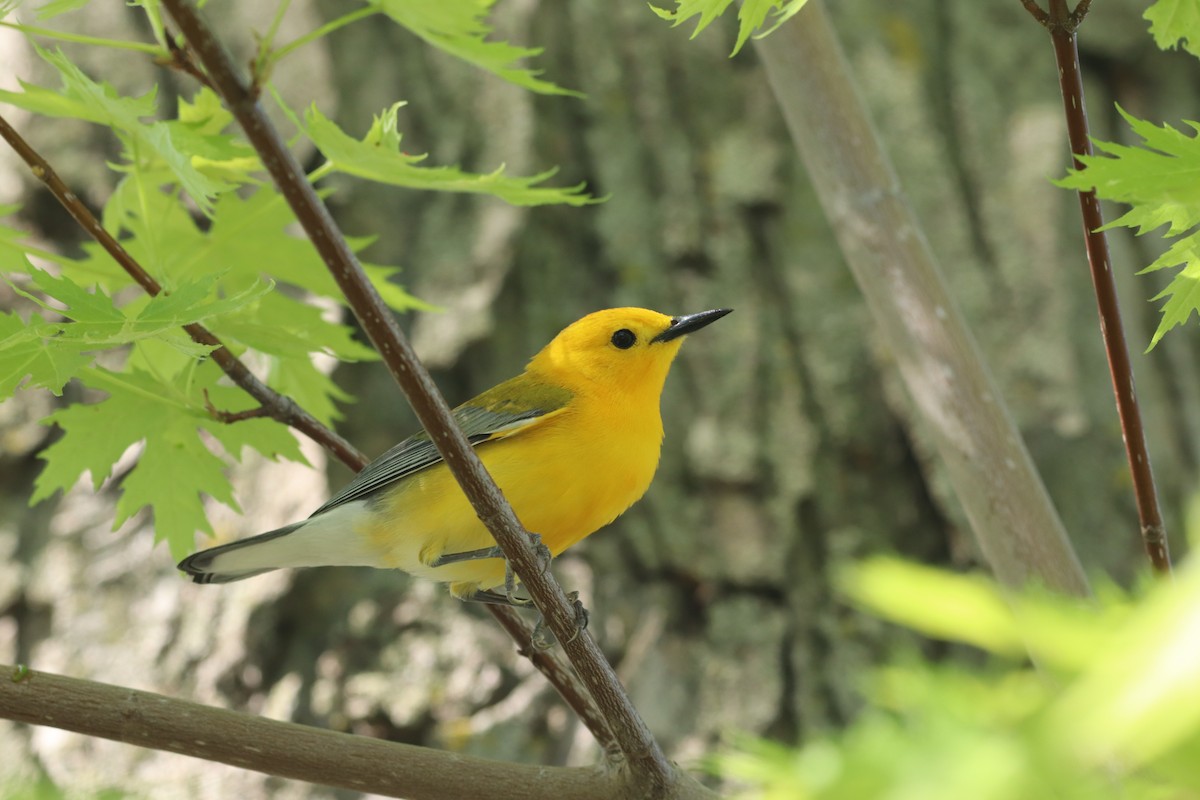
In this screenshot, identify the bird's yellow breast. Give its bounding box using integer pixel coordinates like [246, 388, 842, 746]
[360, 388, 664, 596]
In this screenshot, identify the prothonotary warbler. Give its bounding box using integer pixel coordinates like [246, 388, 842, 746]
[179, 307, 732, 604]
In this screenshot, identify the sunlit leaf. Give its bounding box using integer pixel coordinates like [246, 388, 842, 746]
[1057, 107, 1200, 348]
[0, 311, 93, 395]
[1053, 558, 1200, 770]
[306, 103, 597, 207]
[371, 0, 577, 96]
[650, 0, 809, 55]
[1146, 0, 1200, 59]
[0, 46, 231, 213]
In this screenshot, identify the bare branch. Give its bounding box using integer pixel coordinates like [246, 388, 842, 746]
[1071, 0, 1093, 27]
[1034, 0, 1171, 573]
[1028, 0, 1092, 34]
[159, 28, 214, 89]
[0, 664, 628, 800]
[158, 1, 686, 794]
[1019, 0, 1051, 27]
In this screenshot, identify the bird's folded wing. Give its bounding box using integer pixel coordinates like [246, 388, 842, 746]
[310, 376, 573, 516]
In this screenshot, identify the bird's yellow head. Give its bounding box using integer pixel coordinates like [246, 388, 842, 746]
[528, 307, 732, 400]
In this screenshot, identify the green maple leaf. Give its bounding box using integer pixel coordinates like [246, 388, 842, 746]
[1143, 233, 1200, 348]
[371, 0, 577, 96]
[305, 103, 597, 207]
[165, 89, 260, 182]
[1058, 107, 1200, 349]
[33, 366, 306, 559]
[0, 258, 275, 395]
[212, 292, 373, 360]
[92, 170, 419, 313]
[0, 311, 93, 395]
[36, 0, 91, 19]
[7, 263, 263, 352]
[31, 374, 155, 504]
[1059, 110, 1200, 237]
[17, 264, 125, 325]
[267, 355, 353, 429]
[195, 188, 355, 298]
[62, 171, 408, 427]
[1146, 0, 1200, 59]
[200, 377, 313, 467]
[135, 276, 271, 331]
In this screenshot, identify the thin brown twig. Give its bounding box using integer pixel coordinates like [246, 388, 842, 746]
[1023, 0, 1095, 34]
[1019, 0, 1171, 574]
[159, 1, 680, 794]
[159, 28, 213, 89]
[202, 388, 272, 423]
[0, 111, 368, 472]
[1019, 0, 1050, 26]
[485, 605, 619, 764]
[1071, 0, 1093, 27]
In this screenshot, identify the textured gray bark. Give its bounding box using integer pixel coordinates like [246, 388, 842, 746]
[1, 1, 1194, 797]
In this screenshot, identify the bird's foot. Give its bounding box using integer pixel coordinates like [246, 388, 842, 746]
[462, 588, 531, 606]
[432, 530, 550, 605]
[502, 532, 552, 603]
[531, 591, 589, 651]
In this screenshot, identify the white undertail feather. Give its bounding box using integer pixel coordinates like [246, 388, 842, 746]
[200, 502, 379, 577]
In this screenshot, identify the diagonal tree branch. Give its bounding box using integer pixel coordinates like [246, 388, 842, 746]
[0, 111, 368, 473]
[158, 2, 686, 796]
[1019, 0, 1170, 574]
[753, 1, 1092, 597]
[0, 664, 628, 800]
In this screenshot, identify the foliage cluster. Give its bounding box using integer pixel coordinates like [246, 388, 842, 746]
[719, 553, 1200, 799]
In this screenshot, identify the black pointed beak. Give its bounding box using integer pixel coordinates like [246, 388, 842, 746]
[650, 308, 733, 343]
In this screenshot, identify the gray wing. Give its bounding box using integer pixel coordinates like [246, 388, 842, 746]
[310, 377, 572, 517]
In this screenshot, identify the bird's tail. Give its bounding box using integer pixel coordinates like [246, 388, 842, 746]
[177, 501, 379, 584]
[178, 522, 307, 583]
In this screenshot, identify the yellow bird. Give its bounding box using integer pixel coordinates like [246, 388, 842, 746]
[179, 307, 731, 604]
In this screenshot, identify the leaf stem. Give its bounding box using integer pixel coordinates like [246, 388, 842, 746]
[0, 20, 163, 55]
[255, 0, 293, 76]
[307, 160, 335, 184]
[1020, 0, 1172, 575]
[267, 6, 378, 68]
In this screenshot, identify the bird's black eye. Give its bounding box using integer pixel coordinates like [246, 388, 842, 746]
[611, 328, 637, 349]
